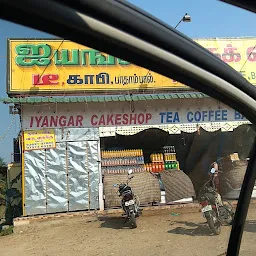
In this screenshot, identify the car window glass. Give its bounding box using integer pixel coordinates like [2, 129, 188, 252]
[0, 1, 256, 255]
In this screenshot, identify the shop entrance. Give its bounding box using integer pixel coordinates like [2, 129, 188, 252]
[100, 124, 255, 202]
[100, 128, 196, 208]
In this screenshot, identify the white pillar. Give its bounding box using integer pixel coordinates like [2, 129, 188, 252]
[98, 182, 104, 211]
[97, 137, 104, 211]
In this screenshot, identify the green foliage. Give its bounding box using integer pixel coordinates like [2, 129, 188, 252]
[0, 157, 6, 168]
[4, 187, 22, 225]
[0, 177, 7, 205]
[0, 225, 13, 236]
[0, 167, 22, 224]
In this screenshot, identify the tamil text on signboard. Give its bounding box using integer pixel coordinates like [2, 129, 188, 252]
[8, 38, 256, 95]
[8, 39, 180, 95]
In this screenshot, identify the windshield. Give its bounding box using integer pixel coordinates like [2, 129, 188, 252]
[0, 1, 256, 256]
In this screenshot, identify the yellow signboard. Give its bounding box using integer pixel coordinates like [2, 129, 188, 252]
[7, 38, 256, 95]
[8, 39, 182, 95]
[196, 38, 256, 84]
[23, 129, 56, 151]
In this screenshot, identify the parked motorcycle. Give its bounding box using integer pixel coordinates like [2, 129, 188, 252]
[113, 170, 141, 228]
[199, 179, 234, 235]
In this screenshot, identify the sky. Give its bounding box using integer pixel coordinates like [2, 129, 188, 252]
[0, 0, 256, 163]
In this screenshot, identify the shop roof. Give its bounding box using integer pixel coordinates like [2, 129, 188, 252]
[0, 92, 208, 104]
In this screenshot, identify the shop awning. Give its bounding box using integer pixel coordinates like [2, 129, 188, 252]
[99, 121, 251, 136]
[0, 92, 208, 104]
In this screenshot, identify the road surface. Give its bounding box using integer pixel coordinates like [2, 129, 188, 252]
[1, 204, 256, 256]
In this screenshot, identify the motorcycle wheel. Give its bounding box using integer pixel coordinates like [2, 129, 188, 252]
[223, 201, 234, 225]
[224, 206, 234, 225]
[134, 195, 141, 217]
[206, 211, 221, 235]
[130, 212, 137, 229]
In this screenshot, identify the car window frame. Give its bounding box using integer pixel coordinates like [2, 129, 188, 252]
[1, 1, 256, 255]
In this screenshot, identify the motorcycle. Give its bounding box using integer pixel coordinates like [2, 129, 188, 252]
[113, 170, 141, 228]
[199, 178, 234, 235]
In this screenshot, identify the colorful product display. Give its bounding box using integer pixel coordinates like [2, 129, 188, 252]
[145, 145, 180, 173]
[101, 157, 144, 167]
[163, 146, 176, 154]
[164, 162, 179, 170]
[145, 163, 165, 172]
[102, 165, 145, 174]
[163, 145, 180, 171]
[101, 149, 143, 158]
[164, 154, 177, 161]
[150, 153, 164, 162]
[101, 149, 145, 174]
[101, 146, 180, 175]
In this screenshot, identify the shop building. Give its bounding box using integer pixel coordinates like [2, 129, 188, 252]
[5, 38, 255, 216]
[6, 94, 250, 215]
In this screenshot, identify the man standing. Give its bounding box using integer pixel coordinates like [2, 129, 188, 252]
[209, 162, 220, 192]
[208, 161, 224, 207]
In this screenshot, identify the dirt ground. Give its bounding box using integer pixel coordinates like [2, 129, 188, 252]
[1, 204, 256, 256]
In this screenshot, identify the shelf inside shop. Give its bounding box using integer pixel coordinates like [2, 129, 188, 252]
[101, 156, 144, 167]
[101, 155, 143, 159]
[150, 169, 179, 175]
[101, 149, 146, 175]
[101, 162, 145, 167]
[102, 165, 145, 175]
[101, 149, 143, 159]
